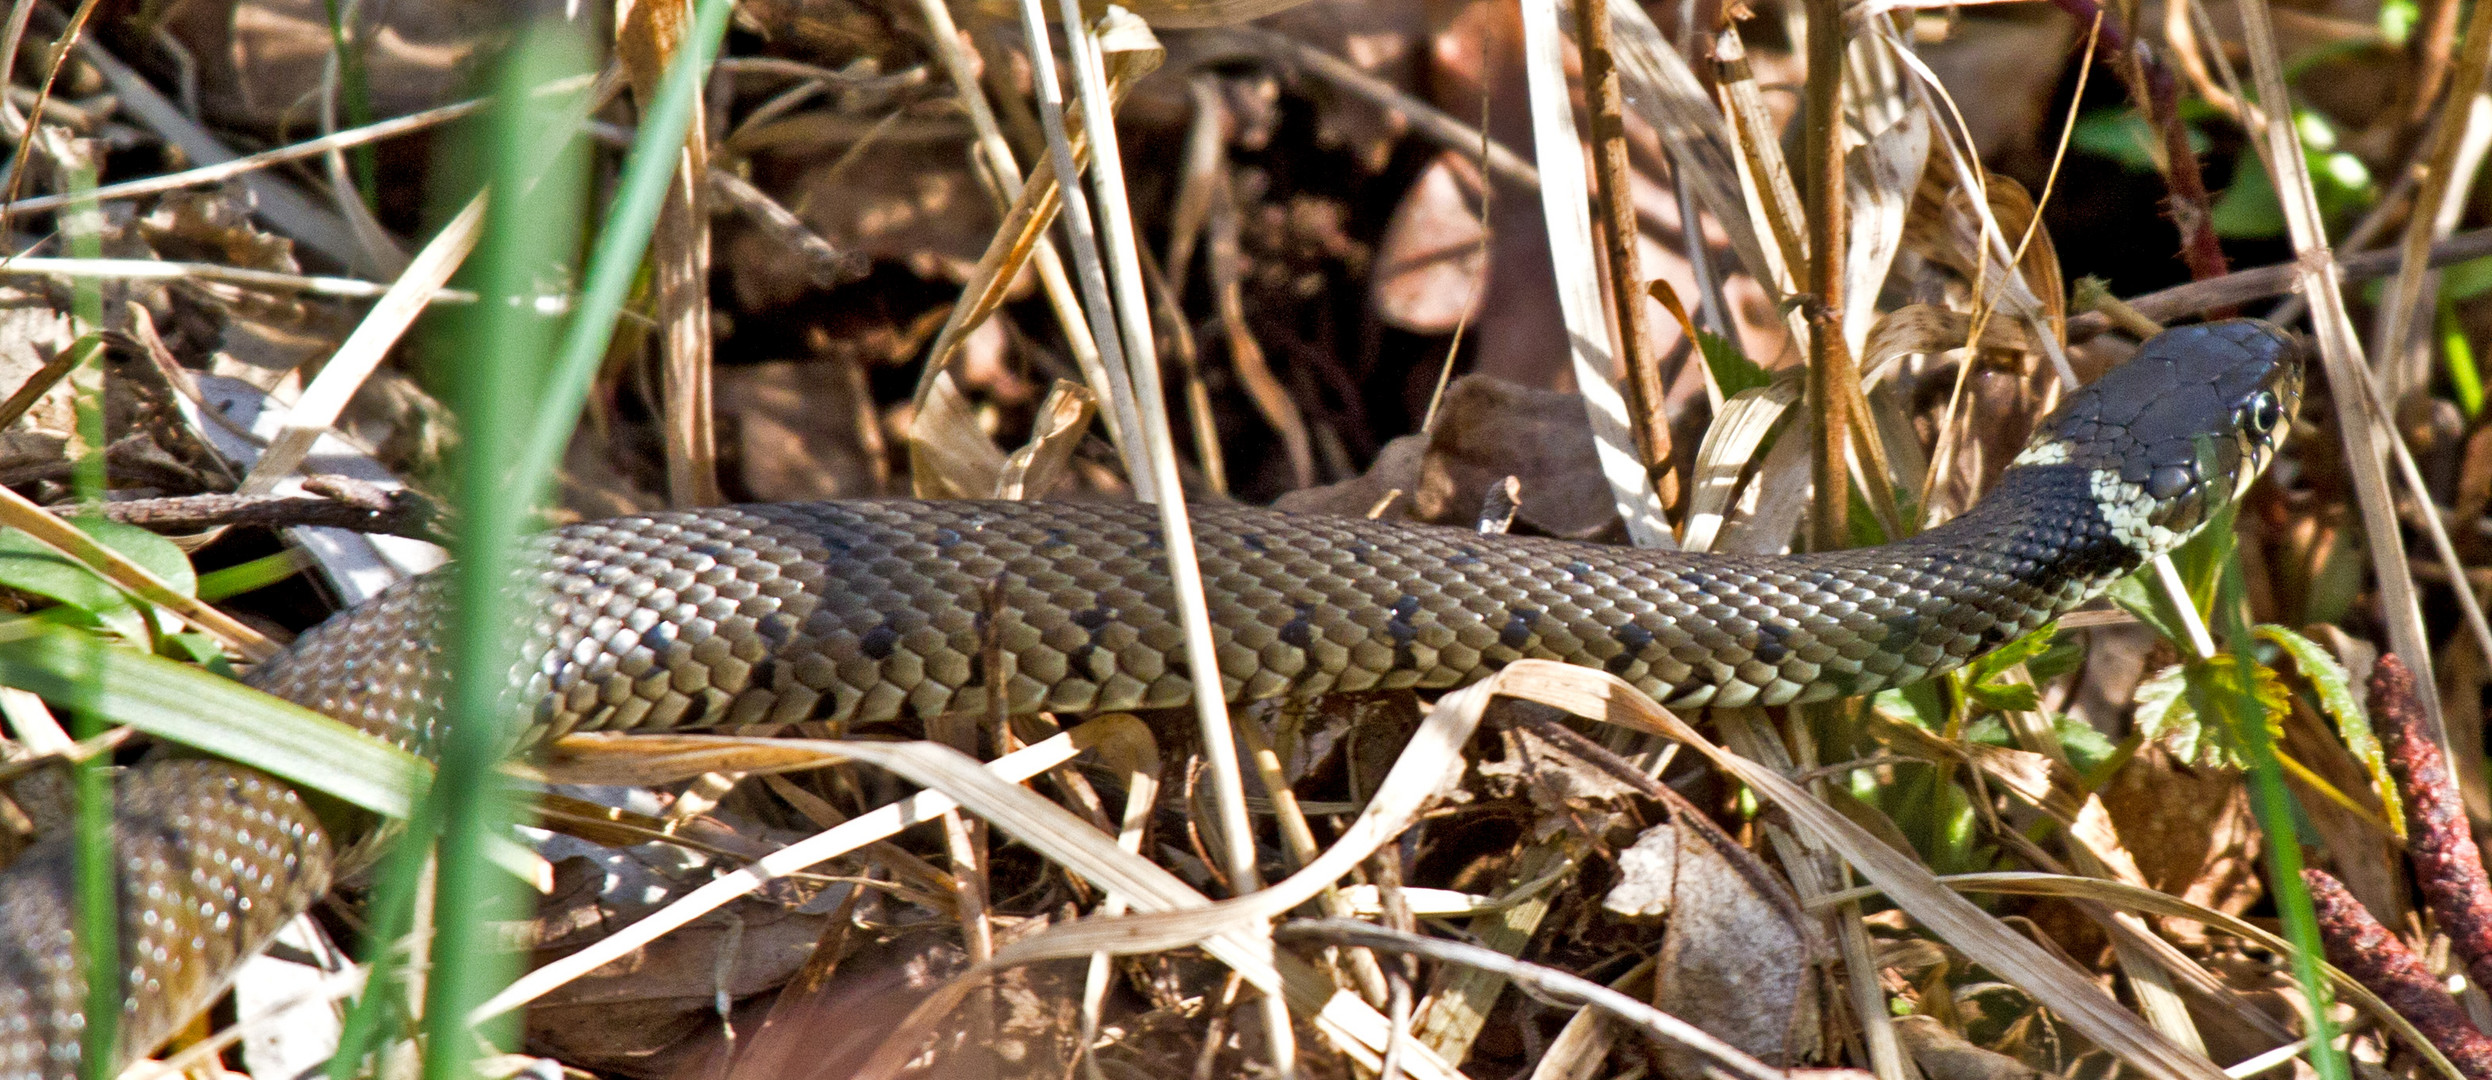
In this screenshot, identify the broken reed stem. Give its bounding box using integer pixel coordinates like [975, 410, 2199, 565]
[1800, 0, 1853, 554]
[1574, 0, 1673, 509]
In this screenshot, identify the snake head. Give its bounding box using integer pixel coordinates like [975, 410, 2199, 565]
[2012, 318, 2306, 554]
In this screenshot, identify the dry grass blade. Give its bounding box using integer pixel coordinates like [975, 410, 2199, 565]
[238, 197, 484, 496]
[1681, 373, 1800, 553]
[2231, 0, 2448, 742]
[992, 380, 1097, 500]
[618, 0, 722, 507]
[477, 714, 1150, 1019]
[0, 257, 476, 301]
[70, 35, 367, 271]
[2371, 0, 2492, 401]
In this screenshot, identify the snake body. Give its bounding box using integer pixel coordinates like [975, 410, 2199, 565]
[0, 320, 2302, 1075]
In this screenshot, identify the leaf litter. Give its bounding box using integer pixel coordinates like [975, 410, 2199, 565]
[0, 0, 2488, 1078]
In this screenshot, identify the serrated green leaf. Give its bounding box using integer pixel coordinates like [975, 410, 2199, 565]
[1971, 623, 2057, 681]
[2135, 654, 2291, 769]
[0, 520, 196, 641]
[2255, 624, 2401, 838]
[0, 621, 424, 819]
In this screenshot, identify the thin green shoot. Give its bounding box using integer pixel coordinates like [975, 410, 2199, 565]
[2213, 555, 2348, 1080]
[318, 0, 379, 205]
[60, 148, 118, 1080]
[418, 25, 593, 1080]
[195, 548, 312, 602]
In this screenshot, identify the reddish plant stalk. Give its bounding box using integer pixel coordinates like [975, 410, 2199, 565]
[2304, 868, 2492, 1080]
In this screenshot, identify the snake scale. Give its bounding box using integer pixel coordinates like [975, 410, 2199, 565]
[0, 319, 2303, 1075]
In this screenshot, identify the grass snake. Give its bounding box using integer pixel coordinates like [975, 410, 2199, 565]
[0, 318, 2304, 1075]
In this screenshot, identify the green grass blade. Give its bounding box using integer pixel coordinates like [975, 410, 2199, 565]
[418, 24, 594, 1080]
[0, 622, 427, 817]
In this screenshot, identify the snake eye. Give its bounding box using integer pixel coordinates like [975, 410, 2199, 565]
[2147, 465, 2196, 500]
[2244, 391, 2282, 434]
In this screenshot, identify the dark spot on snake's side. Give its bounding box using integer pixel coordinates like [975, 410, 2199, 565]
[1500, 608, 1541, 650]
[1348, 540, 1376, 564]
[756, 613, 797, 650]
[1753, 622, 1791, 664]
[1385, 595, 1421, 669]
[1565, 560, 1594, 580]
[1241, 532, 1271, 554]
[641, 621, 678, 653]
[933, 528, 964, 549]
[1280, 604, 1317, 650]
[1880, 610, 1922, 646]
[859, 622, 901, 661]
[1681, 569, 1713, 591]
[1607, 623, 1655, 675]
[1071, 606, 1114, 631]
[1450, 547, 1482, 568]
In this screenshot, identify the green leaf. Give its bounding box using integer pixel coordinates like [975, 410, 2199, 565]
[2212, 155, 2286, 239]
[1874, 677, 1949, 732]
[2137, 653, 2292, 769]
[1700, 329, 1772, 399]
[0, 621, 425, 819]
[0, 520, 196, 640]
[2254, 624, 2403, 837]
[2105, 574, 2180, 643]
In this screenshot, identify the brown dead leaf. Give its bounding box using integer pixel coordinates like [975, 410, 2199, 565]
[164, 0, 536, 129]
[1639, 818, 1821, 1071]
[1893, 1015, 2048, 1080]
[2097, 745, 2262, 944]
[1276, 375, 1616, 538]
[522, 850, 835, 1077]
[1372, 150, 1488, 333]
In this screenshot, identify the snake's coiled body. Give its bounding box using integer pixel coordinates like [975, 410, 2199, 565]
[0, 320, 2304, 1076]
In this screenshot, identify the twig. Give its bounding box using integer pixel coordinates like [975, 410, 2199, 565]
[1801, 0, 1854, 554]
[1577, 0, 1673, 508]
[2067, 227, 2492, 339]
[93, 476, 443, 540]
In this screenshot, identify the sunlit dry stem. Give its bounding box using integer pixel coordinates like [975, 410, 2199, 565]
[1801, 0, 1853, 554]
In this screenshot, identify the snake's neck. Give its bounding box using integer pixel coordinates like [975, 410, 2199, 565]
[1903, 460, 2153, 603]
